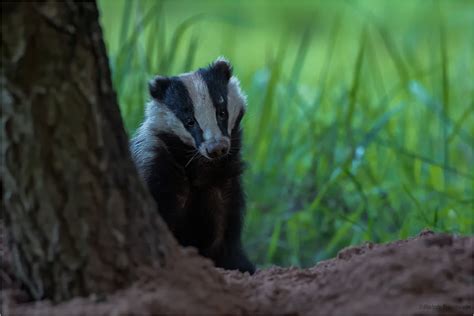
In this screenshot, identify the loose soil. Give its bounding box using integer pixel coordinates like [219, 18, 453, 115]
[2, 230, 473, 315]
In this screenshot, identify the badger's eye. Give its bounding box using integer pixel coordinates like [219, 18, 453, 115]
[218, 96, 225, 104]
[218, 109, 226, 119]
[185, 119, 195, 127]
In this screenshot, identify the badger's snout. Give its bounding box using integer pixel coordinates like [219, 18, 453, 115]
[203, 138, 229, 159]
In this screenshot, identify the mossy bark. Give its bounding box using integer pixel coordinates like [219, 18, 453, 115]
[1, 1, 176, 301]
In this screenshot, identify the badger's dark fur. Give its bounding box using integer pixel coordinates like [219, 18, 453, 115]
[131, 58, 255, 274]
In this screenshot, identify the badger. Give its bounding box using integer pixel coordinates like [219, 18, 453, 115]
[130, 58, 255, 274]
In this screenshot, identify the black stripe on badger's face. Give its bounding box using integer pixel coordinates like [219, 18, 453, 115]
[152, 77, 205, 148]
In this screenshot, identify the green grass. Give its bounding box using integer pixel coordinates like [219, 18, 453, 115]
[98, 0, 474, 268]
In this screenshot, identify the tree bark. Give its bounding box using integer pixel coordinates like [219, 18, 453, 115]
[1, 1, 176, 301]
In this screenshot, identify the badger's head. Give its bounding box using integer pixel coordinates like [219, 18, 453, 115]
[145, 57, 246, 160]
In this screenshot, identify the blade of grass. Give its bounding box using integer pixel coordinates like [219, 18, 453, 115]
[156, 9, 167, 73]
[365, 28, 387, 99]
[345, 28, 366, 146]
[345, 0, 409, 82]
[160, 14, 206, 74]
[374, 136, 474, 180]
[403, 184, 430, 225]
[447, 99, 474, 143]
[316, 13, 342, 103]
[266, 219, 282, 263]
[182, 32, 199, 71]
[439, 18, 450, 189]
[115, 1, 164, 89]
[326, 204, 365, 254]
[286, 218, 300, 266]
[287, 26, 312, 104]
[409, 80, 473, 145]
[254, 42, 286, 166]
[118, 0, 133, 51]
[145, 2, 164, 72]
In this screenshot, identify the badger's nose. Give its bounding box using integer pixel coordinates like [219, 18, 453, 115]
[205, 139, 229, 158]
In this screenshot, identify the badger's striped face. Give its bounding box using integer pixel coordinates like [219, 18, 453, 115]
[146, 58, 246, 160]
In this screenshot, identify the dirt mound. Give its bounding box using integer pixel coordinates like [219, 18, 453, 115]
[2, 231, 473, 315]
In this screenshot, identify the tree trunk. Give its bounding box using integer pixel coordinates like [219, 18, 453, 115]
[1, 1, 176, 302]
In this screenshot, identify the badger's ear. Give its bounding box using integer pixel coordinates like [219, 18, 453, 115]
[210, 57, 233, 82]
[149, 76, 171, 101]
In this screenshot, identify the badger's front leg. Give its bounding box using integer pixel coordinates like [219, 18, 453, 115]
[208, 178, 255, 274]
[216, 236, 256, 274]
[144, 151, 190, 236]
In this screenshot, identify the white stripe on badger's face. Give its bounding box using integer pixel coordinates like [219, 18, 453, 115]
[180, 72, 223, 141]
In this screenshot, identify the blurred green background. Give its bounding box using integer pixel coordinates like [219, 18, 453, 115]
[98, 0, 473, 267]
